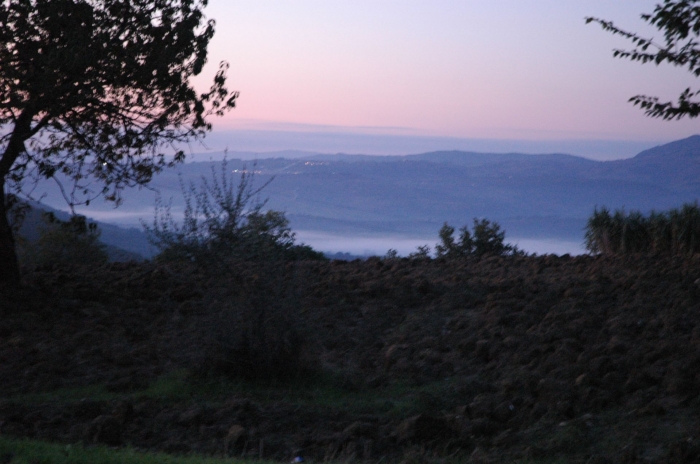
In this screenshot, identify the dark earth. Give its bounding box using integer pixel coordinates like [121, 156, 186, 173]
[2, 253, 700, 463]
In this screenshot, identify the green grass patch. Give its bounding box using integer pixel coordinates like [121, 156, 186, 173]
[7, 384, 113, 405]
[145, 369, 415, 416]
[6, 368, 465, 419]
[176, 371, 465, 418]
[0, 436, 276, 464]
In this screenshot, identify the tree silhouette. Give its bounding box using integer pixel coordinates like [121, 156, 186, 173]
[587, 1, 700, 119]
[0, 0, 237, 283]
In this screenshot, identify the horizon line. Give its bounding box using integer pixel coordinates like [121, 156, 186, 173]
[186, 129, 689, 161]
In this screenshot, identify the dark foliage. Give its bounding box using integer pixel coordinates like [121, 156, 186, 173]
[587, 1, 700, 119]
[435, 218, 519, 258]
[143, 159, 326, 268]
[585, 202, 700, 254]
[18, 212, 108, 268]
[144, 160, 324, 381]
[0, 0, 237, 283]
[201, 263, 314, 382]
[4, 252, 700, 462]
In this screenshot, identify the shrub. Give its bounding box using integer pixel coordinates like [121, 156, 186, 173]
[200, 260, 315, 382]
[19, 212, 108, 268]
[384, 248, 399, 260]
[5, 193, 29, 236]
[143, 158, 325, 266]
[435, 223, 471, 258]
[435, 218, 518, 258]
[584, 206, 615, 254]
[145, 159, 322, 381]
[408, 244, 432, 260]
[472, 218, 512, 256]
[585, 202, 700, 255]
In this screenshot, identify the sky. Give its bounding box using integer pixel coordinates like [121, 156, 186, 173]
[188, 1, 700, 159]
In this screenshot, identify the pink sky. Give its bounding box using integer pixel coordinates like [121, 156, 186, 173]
[193, 1, 700, 149]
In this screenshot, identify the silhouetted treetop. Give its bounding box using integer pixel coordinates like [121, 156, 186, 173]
[0, 0, 237, 283]
[587, 0, 700, 119]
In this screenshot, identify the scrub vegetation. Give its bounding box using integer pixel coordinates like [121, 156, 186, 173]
[143, 159, 325, 267]
[17, 212, 108, 268]
[4, 1, 700, 463]
[6, 161, 700, 462]
[585, 202, 700, 255]
[0, 436, 275, 464]
[435, 219, 521, 258]
[3, 202, 700, 462]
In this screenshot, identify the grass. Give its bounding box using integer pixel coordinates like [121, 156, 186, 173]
[0, 437, 577, 464]
[141, 370, 469, 418]
[6, 368, 464, 419]
[134, 370, 457, 418]
[6, 384, 114, 405]
[0, 436, 277, 464]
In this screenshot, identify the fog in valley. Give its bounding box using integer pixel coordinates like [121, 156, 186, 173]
[294, 231, 586, 258]
[24, 135, 700, 260]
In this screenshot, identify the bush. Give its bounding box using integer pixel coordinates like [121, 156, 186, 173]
[199, 260, 316, 382]
[19, 212, 108, 268]
[435, 218, 518, 258]
[434, 223, 469, 258]
[143, 158, 325, 266]
[408, 244, 432, 260]
[384, 248, 399, 260]
[585, 202, 700, 255]
[145, 159, 322, 381]
[5, 193, 29, 237]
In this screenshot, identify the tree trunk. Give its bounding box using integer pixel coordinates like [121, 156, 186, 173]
[0, 110, 36, 285]
[0, 183, 21, 285]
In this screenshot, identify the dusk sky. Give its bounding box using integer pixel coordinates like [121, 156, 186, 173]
[191, 1, 700, 159]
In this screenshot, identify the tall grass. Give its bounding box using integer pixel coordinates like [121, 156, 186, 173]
[585, 202, 700, 255]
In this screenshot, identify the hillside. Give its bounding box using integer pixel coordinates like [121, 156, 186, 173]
[20, 135, 700, 252]
[2, 254, 700, 463]
[15, 200, 154, 261]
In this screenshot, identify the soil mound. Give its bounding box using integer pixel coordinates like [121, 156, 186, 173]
[1, 254, 699, 462]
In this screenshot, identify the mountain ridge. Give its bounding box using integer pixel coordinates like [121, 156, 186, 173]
[19, 135, 700, 254]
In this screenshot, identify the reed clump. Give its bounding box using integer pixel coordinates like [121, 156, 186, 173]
[585, 202, 700, 255]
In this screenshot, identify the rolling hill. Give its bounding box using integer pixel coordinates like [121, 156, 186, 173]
[20, 135, 700, 254]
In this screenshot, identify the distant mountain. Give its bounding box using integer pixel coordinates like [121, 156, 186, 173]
[308, 150, 593, 169]
[20, 135, 700, 246]
[595, 135, 700, 192]
[635, 135, 700, 161]
[192, 149, 323, 161]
